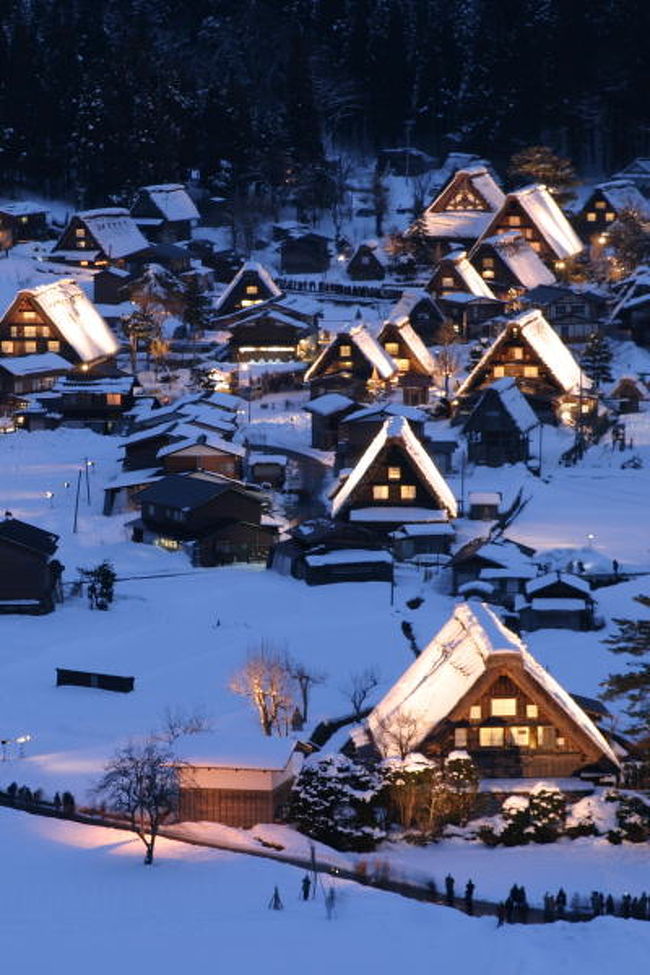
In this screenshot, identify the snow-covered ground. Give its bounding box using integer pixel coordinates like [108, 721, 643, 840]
[4, 808, 650, 975]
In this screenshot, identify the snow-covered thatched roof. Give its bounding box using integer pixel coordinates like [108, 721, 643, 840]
[473, 232, 556, 289]
[214, 261, 282, 313]
[439, 250, 497, 298]
[499, 186, 582, 260]
[471, 377, 539, 433]
[418, 210, 493, 241]
[11, 279, 118, 362]
[428, 167, 505, 214]
[589, 180, 650, 218]
[379, 319, 436, 374]
[0, 352, 71, 376]
[304, 324, 397, 383]
[455, 309, 587, 398]
[331, 415, 457, 518]
[75, 208, 149, 259]
[366, 601, 619, 767]
[388, 290, 436, 326]
[139, 184, 200, 223]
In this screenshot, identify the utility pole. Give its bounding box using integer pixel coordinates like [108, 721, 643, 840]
[72, 468, 82, 533]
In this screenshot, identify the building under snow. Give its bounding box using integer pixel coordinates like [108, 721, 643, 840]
[358, 601, 620, 781]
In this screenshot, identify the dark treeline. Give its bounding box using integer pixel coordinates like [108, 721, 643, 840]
[1, 0, 649, 203]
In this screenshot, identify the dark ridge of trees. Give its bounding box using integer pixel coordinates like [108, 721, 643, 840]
[1, 0, 649, 203]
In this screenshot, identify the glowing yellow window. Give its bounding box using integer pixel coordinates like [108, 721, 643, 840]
[385, 342, 399, 356]
[397, 358, 410, 373]
[512, 346, 524, 360]
[373, 485, 389, 500]
[479, 727, 504, 747]
[595, 200, 606, 209]
[106, 393, 122, 405]
[508, 215, 522, 227]
[526, 704, 538, 718]
[483, 257, 495, 268]
[400, 485, 416, 500]
[469, 705, 481, 721]
[1, 341, 14, 353]
[23, 326, 36, 337]
[339, 345, 352, 357]
[24, 341, 37, 353]
[245, 285, 258, 295]
[510, 727, 530, 747]
[47, 341, 60, 352]
[442, 276, 455, 288]
[75, 228, 85, 238]
[586, 212, 597, 222]
[483, 269, 495, 279]
[454, 728, 468, 747]
[387, 467, 401, 480]
[491, 698, 517, 717]
[524, 365, 539, 378]
[493, 366, 506, 378]
[605, 212, 615, 221]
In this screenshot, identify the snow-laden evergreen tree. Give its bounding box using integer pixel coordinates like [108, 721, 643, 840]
[287, 754, 384, 851]
[508, 145, 578, 204]
[581, 330, 613, 389]
[601, 594, 650, 737]
[183, 278, 215, 338]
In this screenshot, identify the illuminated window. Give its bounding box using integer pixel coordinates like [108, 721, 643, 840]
[510, 726, 530, 747]
[469, 705, 482, 721]
[524, 365, 539, 378]
[586, 212, 597, 222]
[21, 309, 37, 320]
[442, 276, 455, 288]
[20, 215, 28, 224]
[23, 325, 36, 338]
[493, 365, 505, 378]
[595, 200, 606, 209]
[530, 241, 541, 253]
[526, 704, 538, 718]
[24, 341, 37, 353]
[508, 215, 522, 227]
[106, 393, 122, 405]
[479, 727, 504, 747]
[387, 467, 401, 480]
[385, 342, 400, 355]
[483, 257, 495, 268]
[483, 269, 495, 279]
[557, 736, 566, 747]
[605, 212, 615, 221]
[537, 726, 556, 748]
[339, 344, 352, 357]
[1, 341, 14, 353]
[75, 227, 85, 238]
[491, 698, 517, 717]
[373, 485, 389, 500]
[397, 358, 410, 373]
[512, 346, 524, 360]
[47, 341, 60, 352]
[245, 285, 258, 295]
[454, 728, 468, 747]
[155, 537, 181, 551]
[400, 485, 416, 500]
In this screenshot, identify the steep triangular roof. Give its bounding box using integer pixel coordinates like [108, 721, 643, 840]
[304, 324, 396, 382]
[455, 309, 587, 398]
[3, 279, 118, 362]
[378, 318, 436, 374]
[467, 377, 539, 433]
[388, 290, 438, 325]
[481, 186, 582, 260]
[138, 184, 200, 222]
[331, 415, 457, 518]
[426, 167, 505, 214]
[61, 209, 148, 259]
[471, 232, 556, 289]
[432, 250, 497, 298]
[586, 180, 650, 218]
[214, 261, 282, 313]
[366, 601, 619, 767]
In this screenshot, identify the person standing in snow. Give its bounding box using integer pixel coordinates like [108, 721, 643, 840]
[325, 887, 336, 919]
[465, 880, 475, 915]
[301, 875, 311, 901]
[445, 874, 455, 906]
[268, 886, 283, 910]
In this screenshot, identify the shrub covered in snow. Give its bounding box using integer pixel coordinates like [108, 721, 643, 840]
[287, 754, 385, 851]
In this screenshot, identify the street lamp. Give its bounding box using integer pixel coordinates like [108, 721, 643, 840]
[44, 491, 54, 507]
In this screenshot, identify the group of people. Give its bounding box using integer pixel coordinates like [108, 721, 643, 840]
[543, 888, 650, 922]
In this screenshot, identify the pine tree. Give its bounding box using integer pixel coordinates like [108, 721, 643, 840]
[581, 330, 613, 389]
[601, 595, 650, 737]
[183, 278, 215, 338]
[508, 145, 578, 204]
[607, 209, 650, 276]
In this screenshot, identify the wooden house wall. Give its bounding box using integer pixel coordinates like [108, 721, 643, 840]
[460, 329, 564, 401]
[197, 521, 277, 565]
[464, 392, 531, 465]
[428, 261, 471, 296]
[0, 295, 76, 360]
[344, 442, 443, 512]
[421, 667, 608, 778]
[0, 365, 67, 397]
[55, 216, 108, 265]
[219, 270, 278, 315]
[379, 322, 430, 377]
[0, 541, 53, 606]
[124, 435, 176, 470]
[163, 450, 242, 478]
[576, 189, 619, 240]
[309, 337, 375, 385]
[484, 201, 555, 265]
[145, 489, 262, 534]
[405, 298, 443, 345]
[469, 243, 521, 297]
[179, 779, 292, 827]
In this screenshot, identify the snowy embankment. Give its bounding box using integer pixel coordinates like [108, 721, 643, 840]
[3, 807, 650, 974]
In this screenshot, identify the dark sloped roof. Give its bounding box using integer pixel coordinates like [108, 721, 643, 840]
[136, 474, 231, 509]
[0, 518, 59, 555]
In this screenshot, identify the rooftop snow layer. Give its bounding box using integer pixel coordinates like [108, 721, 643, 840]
[474, 232, 556, 289]
[13, 279, 118, 362]
[74, 209, 149, 259]
[0, 352, 71, 376]
[139, 184, 199, 223]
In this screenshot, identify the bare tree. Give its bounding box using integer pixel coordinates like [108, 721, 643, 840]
[230, 646, 295, 736]
[287, 658, 327, 724]
[94, 740, 179, 864]
[341, 668, 380, 720]
[379, 712, 420, 760]
[154, 706, 212, 744]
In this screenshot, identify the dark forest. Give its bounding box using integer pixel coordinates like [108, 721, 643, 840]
[1, 0, 648, 203]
